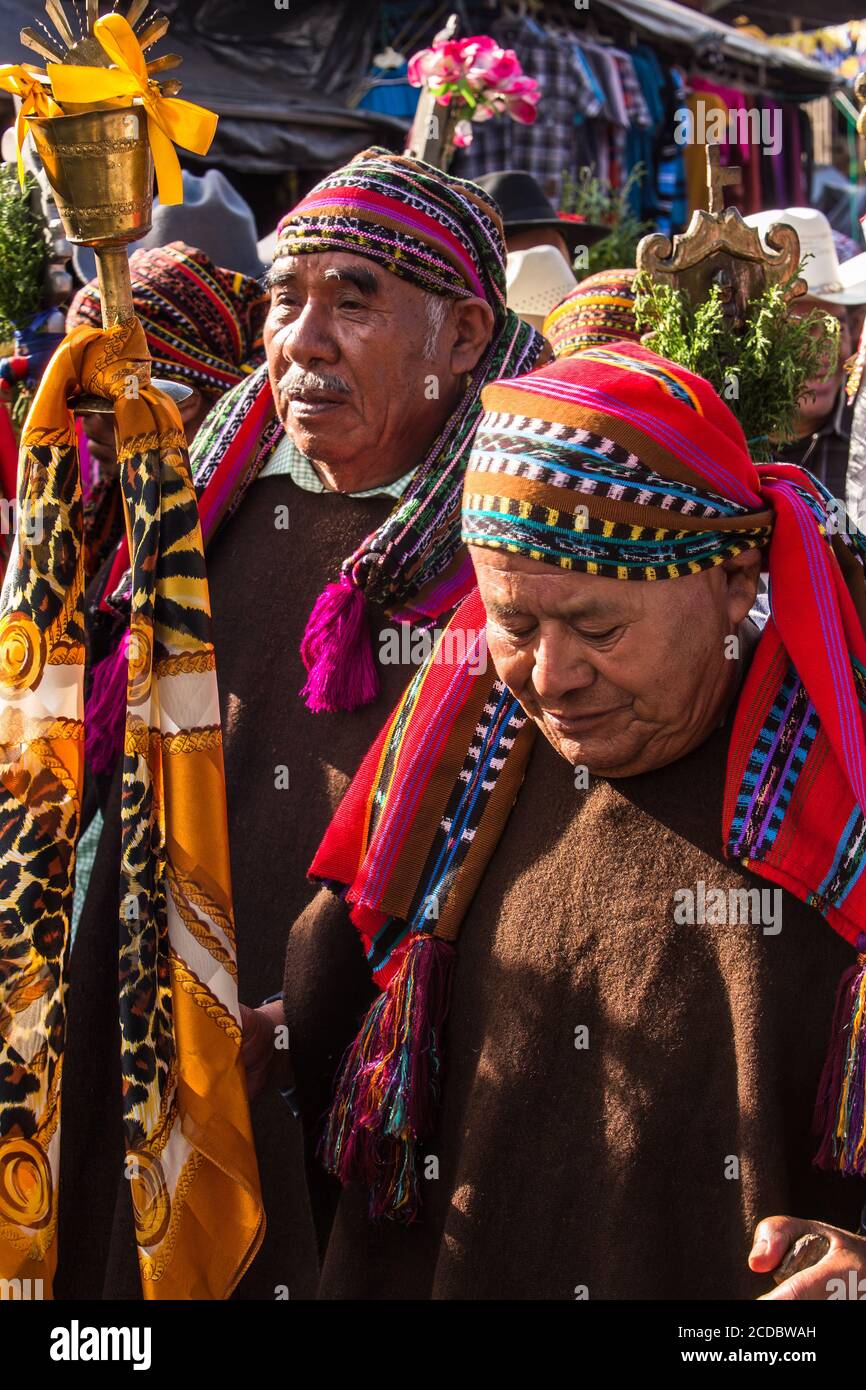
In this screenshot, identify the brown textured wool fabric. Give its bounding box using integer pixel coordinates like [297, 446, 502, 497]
[54, 478, 416, 1300]
[285, 722, 864, 1301]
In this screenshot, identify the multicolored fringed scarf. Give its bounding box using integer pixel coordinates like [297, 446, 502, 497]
[0, 321, 263, 1298]
[273, 146, 544, 713]
[311, 342, 866, 1219]
[542, 269, 640, 359]
[86, 147, 545, 770]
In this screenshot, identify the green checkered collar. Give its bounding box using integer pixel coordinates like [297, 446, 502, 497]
[259, 430, 415, 499]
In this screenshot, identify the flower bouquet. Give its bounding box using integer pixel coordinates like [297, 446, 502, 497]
[407, 33, 540, 166]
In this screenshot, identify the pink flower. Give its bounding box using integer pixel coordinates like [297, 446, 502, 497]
[407, 32, 541, 134]
[452, 119, 474, 149]
[469, 43, 523, 91]
[408, 40, 467, 88]
[407, 46, 436, 86]
[456, 37, 518, 92]
[500, 75, 541, 124]
[506, 96, 539, 125]
[496, 71, 539, 97]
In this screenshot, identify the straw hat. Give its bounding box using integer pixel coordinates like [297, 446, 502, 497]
[505, 245, 578, 330]
[744, 207, 866, 306]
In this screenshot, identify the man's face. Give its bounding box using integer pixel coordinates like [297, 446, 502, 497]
[472, 547, 752, 778]
[791, 296, 850, 430]
[264, 252, 463, 486]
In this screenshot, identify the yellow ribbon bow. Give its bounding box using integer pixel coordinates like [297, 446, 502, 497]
[0, 64, 62, 185]
[47, 13, 217, 206]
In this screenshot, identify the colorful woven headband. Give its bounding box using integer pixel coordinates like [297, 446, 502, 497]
[274, 146, 508, 324]
[67, 241, 267, 401]
[463, 342, 774, 580]
[542, 269, 640, 358]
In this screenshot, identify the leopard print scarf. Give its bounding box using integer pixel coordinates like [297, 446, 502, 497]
[0, 322, 262, 1298]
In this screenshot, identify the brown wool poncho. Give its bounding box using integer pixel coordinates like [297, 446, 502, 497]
[285, 722, 862, 1300]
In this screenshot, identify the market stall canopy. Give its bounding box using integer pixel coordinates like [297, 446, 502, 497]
[0, 0, 407, 173]
[710, 2, 859, 36]
[594, 0, 840, 98]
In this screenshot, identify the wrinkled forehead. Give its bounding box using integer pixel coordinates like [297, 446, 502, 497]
[469, 541, 718, 619]
[269, 251, 380, 290]
[471, 545, 632, 607]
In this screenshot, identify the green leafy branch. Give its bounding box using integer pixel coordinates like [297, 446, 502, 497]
[632, 270, 838, 455]
[560, 164, 651, 275]
[0, 165, 48, 341]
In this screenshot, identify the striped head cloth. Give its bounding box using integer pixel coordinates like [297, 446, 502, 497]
[463, 341, 775, 580]
[67, 241, 268, 401]
[464, 338, 866, 906]
[274, 146, 509, 325]
[542, 269, 640, 358]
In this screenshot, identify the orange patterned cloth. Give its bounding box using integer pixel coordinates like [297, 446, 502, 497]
[0, 322, 262, 1298]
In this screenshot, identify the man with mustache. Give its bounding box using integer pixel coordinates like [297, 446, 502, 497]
[56, 148, 544, 1298]
[295, 343, 866, 1299]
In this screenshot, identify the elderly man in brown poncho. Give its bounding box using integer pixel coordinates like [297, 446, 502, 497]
[287, 342, 866, 1300]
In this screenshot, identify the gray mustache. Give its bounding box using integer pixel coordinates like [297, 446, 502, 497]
[278, 369, 351, 398]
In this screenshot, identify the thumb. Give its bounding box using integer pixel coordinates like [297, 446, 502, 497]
[749, 1215, 814, 1273]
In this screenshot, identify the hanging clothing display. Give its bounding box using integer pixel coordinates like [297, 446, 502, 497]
[443, 9, 820, 232]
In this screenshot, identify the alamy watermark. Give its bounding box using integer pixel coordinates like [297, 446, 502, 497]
[674, 100, 781, 158]
[49, 1320, 151, 1370]
[673, 879, 782, 935]
[0, 497, 44, 544]
[0, 1276, 43, 1299]
[379, 622, 488, 674]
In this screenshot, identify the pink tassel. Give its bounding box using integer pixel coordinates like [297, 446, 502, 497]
[322, 934, 455, 1220]
[813, 954, 866, 1175]
[85, 632, 129, 775]
[300, 574, 379, 714]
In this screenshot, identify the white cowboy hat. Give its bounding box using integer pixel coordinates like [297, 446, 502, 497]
[839, 250, 866, 301]
[505, 245, 578, 330]
[744, 207, 866, 306]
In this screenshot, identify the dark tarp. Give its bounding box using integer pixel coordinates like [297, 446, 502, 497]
[0, 1, 838, 171]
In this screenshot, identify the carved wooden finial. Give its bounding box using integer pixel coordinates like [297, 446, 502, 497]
[637, 141, 805, 328]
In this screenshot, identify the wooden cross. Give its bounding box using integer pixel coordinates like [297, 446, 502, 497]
[706, 141, 740, 216]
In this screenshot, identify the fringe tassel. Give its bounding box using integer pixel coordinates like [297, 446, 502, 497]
[814, 954, 866, 1175]
[85, 631, 129, 776]
[322, 934, 455, 1220]
[300, 575, 379, 714]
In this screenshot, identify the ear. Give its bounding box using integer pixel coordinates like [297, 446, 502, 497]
[722, 548, 763, 627]
[448, 297, 495, 376]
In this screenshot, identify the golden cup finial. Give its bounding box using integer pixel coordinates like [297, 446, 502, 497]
[28, 105, 154, 328]
[14, 2, 212, 411]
